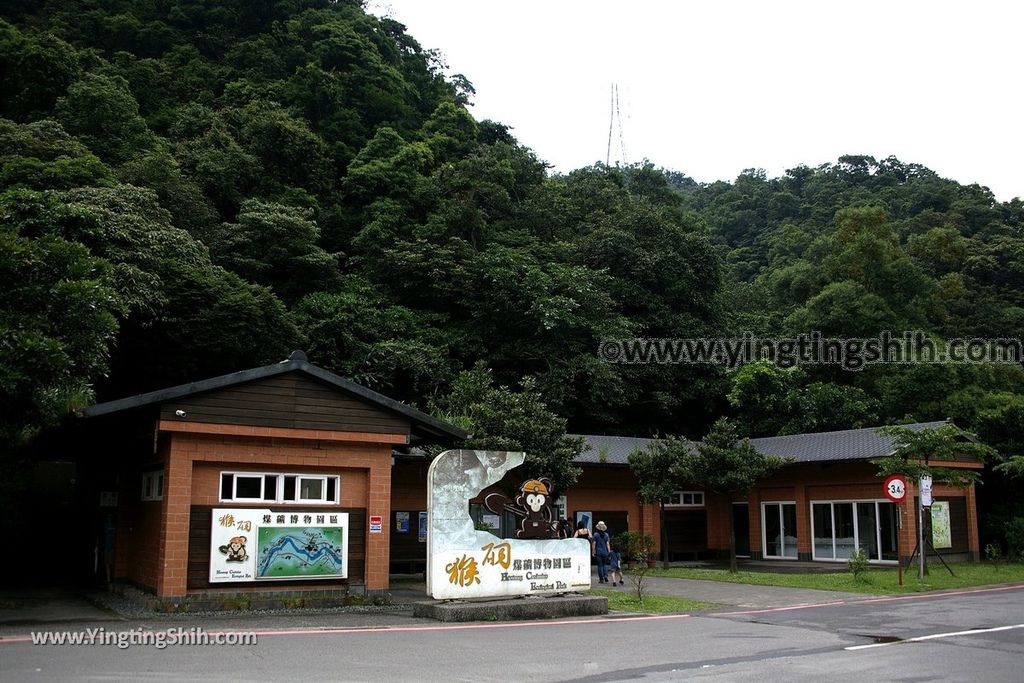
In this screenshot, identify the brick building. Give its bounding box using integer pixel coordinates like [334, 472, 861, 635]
[389, 422, 982, 572]
[568, 425, 982, 565]
[69, 354, 981, 605]
[72, 352, 466, 604]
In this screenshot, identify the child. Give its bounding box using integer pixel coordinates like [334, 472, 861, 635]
[609, 548, 624, 586]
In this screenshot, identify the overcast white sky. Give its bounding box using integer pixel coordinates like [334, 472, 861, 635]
[368, 1, 1022, 201]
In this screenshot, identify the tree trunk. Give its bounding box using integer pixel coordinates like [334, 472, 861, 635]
[728, 500, 738, 573]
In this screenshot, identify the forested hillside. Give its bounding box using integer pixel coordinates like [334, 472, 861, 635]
[2, 1, 1023, 539]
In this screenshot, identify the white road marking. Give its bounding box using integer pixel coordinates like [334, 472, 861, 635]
[845, 623, 1024, 650]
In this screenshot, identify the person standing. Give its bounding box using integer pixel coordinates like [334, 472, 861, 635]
[593, 521, 612, 584]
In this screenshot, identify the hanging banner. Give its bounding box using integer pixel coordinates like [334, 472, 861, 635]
[395, 511, 410, 533]
[209, 508, 348, 583]
[931, 501, 952, 549]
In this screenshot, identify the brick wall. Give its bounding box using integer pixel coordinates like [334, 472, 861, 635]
[566, 466, 652, 539]
[154, 428, 394, 599]
[114, 441, 166, 588]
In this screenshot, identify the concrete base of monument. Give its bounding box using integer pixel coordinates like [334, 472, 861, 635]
[413, 593, 608, 622]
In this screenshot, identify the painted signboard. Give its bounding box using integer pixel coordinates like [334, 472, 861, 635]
[369, 515, 383, 533]
[931, 501, 952, 549]
[425, 450, 590, 600]
[209, 508, 348, 583]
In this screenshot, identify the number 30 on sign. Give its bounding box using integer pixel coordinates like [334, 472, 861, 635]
[884, 475, 907, 503]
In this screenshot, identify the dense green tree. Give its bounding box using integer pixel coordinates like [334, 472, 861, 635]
[0, 213, 120, 446]
[290, 279, 454, 400]
[727, 362, 796, 436]
[0, 20, 80, 121]
[678, 418, 792, 571]
[208, 199, 339, 305]
[1, 0, 1023, 503]
[55, 73, 156, 163]
[0, 119, 113, 190]
[629, 436, 691, 567]
[431, 364, 585, 491]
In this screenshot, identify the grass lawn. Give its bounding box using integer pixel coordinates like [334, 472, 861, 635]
[591, 588, 717, 613]
[647, 562, 1024, 595]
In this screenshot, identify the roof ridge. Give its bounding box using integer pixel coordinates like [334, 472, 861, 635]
[75, 354, 469, 440]
[573, 419, 948, 444]
[747, 419, 949, 442]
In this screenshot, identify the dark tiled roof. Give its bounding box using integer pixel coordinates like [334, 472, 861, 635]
[75, 351, 469, 441]
[747, 421, 950, 463]
[571, 434, 660, 465]
[573, 420, 951, 466]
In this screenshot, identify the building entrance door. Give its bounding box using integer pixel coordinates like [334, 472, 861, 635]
[732, 503, 750, 557]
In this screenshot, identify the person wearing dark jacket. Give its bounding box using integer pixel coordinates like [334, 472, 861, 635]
[593, 521, 612, 583]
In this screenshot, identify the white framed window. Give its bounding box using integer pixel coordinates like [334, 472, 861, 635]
[665, 491, 705, 507]
[141, 470, 164, 501]
[219, 472, 339, 505]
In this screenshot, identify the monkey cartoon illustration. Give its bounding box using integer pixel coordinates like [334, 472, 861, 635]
[219, 535, 249, 562]
[484, 478, 559, 539]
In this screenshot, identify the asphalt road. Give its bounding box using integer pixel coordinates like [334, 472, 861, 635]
[2, 584, 1022, 682]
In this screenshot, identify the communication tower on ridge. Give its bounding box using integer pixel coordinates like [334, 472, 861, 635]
[606, 83, 628, 167]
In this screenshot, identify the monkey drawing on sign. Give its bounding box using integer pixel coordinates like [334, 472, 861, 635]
[219, 535, 249, 562]
[484, 478, 559, 539]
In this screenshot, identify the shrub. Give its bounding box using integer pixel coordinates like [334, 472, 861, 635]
[616, 531, 657, 603]
[619, 531, 656, 563]
[1006, 518, 1024, 560]
[984, 543, 1003, 567]
[847, 549, 870, 579]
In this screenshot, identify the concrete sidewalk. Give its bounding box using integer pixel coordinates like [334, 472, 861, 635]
[0, 588, 124, 626]
[0, 574, 863, 633]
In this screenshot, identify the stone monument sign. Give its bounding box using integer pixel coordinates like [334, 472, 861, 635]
[425, 450, 591, 600]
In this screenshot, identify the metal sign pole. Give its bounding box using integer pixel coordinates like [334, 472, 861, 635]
[921, 491, 929, 581]
[919, 475, 932, 579]
[897, 508, 903, 587]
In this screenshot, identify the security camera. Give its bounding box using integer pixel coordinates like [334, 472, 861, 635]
[174, 409, 186, 417]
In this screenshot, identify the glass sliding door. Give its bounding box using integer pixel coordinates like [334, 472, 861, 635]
[812, 503, 834, 559]
[762, 502, 797, 559]
[878, 502, 898, 561]
[810, 500, 898, 563]
[781, 504, 798, 558]
[856, 502, 878, 559]
[834, 502, 856, 559]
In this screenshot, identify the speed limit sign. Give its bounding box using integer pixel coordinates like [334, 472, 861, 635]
[884, 475, 907, 503]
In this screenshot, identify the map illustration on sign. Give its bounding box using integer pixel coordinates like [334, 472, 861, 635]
[209, 508, 349, 583]
[257, 527, 345, 578]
